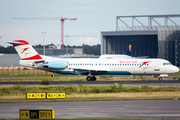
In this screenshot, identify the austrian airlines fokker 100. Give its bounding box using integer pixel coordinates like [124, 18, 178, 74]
[8, 40, 179, 81]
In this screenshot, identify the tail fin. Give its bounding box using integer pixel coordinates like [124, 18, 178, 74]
[125, 39, 133, 56]
[7, 40, 43, 60]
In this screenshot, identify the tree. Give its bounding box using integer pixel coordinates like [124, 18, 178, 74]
[0, 44, 101, 55]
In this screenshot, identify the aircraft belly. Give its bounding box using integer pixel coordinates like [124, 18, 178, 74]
[131, 67, 141, 74]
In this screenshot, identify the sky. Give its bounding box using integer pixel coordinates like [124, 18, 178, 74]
[0, 0, 180, 47]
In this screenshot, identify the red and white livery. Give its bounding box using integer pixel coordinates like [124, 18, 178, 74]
[8, 40, 179, 81]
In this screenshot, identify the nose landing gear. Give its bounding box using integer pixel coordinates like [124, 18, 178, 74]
[159, 77, 162, 81]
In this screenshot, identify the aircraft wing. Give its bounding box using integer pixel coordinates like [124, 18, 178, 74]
[73, 68, 109, 73]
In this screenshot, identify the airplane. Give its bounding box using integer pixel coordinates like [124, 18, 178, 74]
[7, 40, 179, 81]
[100, 39, 148, 59]
[99, 40, 133, 59]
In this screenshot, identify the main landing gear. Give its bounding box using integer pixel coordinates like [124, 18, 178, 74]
[86, 76, 96, 81]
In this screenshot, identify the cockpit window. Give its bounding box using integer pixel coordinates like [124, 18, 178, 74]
[163, 63, 172, 65]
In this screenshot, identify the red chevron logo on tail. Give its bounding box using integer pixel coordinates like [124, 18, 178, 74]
[21, 47, 30, 54]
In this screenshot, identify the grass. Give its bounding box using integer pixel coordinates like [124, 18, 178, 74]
[0, 85, 180, 102]
[1, 84, 180, 95]
[0, 92, 179, 103]
[0, 118, 145, 120]
[40, 79, 50, 85]
[67, 92, 180, 100]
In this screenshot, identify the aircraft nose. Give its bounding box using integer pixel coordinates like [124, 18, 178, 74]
[174, 66, 179, 73]
[166, 66, 179, 74]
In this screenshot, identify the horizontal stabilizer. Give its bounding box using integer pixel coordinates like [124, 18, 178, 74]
[7, 41, 25, 46]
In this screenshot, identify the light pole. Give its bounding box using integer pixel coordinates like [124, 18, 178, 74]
[65, 35, 69, 57]
[41, 32, 46, 55]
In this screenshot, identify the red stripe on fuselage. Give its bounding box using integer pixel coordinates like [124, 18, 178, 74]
[21, 54, 43, 60]
[139, 61, 150, 68]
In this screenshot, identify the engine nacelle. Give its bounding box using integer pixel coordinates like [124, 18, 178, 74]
[43, 61, 68, 69]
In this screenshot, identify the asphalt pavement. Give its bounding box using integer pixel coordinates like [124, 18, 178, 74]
[0, 100, 179, 119]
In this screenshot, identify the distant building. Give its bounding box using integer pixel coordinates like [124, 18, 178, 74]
[49, 46, 57, 49]
[0, 54, 20, 66]
[101, 14, 180, 66]
[35, 48, 83, 56]
[74, 48, 83, 56]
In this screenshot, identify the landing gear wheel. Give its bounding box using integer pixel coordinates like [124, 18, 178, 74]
[92, 76, 96, 81]
[86, 76, 96, 81]
[86, 76, 91, 81]
[159, 77, 162, 81]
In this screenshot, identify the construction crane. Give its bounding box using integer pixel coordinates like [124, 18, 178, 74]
[12, 17, 77, 49]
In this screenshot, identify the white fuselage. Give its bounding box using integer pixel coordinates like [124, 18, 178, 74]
[20, 58, 179, 75]
[8, 40, 179, 79]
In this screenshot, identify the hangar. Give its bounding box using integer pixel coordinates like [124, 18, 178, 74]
[101, 14, 180, 66]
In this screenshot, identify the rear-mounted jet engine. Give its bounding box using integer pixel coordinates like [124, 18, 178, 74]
[43, 61, 68, 69]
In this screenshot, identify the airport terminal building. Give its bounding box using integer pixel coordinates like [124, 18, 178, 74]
[101, 15, 180, 66]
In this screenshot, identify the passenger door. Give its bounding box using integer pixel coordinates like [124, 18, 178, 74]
[154, 62, 160, 73]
